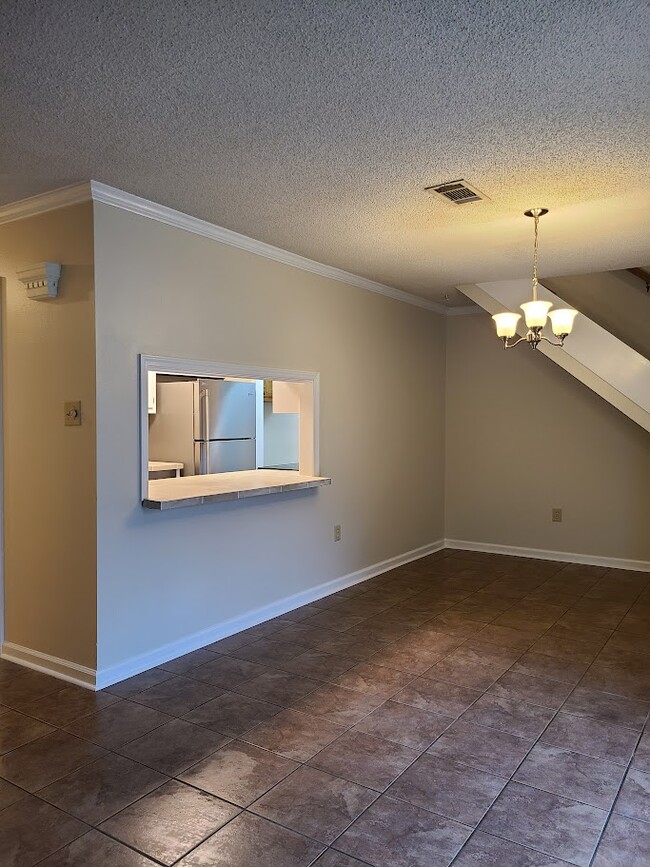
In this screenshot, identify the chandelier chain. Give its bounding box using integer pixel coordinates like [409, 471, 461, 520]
[532, 212, 539, 301]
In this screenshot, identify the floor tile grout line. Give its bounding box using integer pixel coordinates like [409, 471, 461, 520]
[453, 637, 647, 865]
[448, 825, 577, 867]
[3, 555, 649, 867]
[275, 568, 587, 861]
[27, 770, 175, 861]
[317, 848, 377, 867]
[430, 567, 648, 865]
[155, 604, 495, 861]
[20, 722, 329, 865]
[32, 825, 169, 867]
[5, 727, 179, 864]
[608, 783, 650, 827]
[248, 778, 382, 854]
[102, 681, 431, 857]
[158, 804, 335, 867]
[458, 755, 649, 867]
[377, 659, 604, 858]
[585, 727, 647, 867]
[104, 800, 241, 867]
[92, 648, 648, 852]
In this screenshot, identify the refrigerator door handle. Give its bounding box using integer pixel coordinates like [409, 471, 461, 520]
[197, 441, 211, 474]
[201, 388, 209, 442]
[203, 389, 211, 473]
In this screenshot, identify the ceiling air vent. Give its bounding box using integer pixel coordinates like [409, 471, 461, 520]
[425, 179, 489, 204]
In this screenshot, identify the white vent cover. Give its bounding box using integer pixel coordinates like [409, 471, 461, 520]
[425, 180, 489, 204]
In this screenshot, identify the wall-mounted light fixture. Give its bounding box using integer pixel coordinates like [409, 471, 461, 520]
[16, 262, 61, 299]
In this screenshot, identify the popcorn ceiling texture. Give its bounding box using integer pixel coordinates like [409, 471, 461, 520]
[1, 0, 649, 302]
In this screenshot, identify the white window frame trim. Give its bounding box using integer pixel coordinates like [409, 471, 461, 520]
[139, 354, 320, 501]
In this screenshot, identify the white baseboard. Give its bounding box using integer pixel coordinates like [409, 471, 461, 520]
[1, 642, 96, 690]
[5, 537, 646, 692]
[445, 538, 650, 573]
[95, 539, 445, 690]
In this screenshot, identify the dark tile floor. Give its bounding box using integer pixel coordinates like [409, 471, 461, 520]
[1, 549, 650, 865]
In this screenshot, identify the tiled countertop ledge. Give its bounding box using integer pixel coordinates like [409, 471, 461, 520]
[143, 469, 331, 510]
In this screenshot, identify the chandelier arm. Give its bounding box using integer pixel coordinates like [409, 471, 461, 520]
[502, 335, 528, 349]
[538, 333, 565, 348]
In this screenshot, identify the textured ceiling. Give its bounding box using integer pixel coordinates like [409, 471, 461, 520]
[1, 0, 649, 304]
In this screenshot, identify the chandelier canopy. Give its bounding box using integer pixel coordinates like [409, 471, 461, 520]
[492, 209, 578, 350]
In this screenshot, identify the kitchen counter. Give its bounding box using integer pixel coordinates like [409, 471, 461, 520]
[148, 461, 184, 478]
[143, 469, 331, 510]
[149, 461, 184, 472]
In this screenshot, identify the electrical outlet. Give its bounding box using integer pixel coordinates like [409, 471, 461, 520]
[552, 508, 563, 523]
[334, 524, 342, 542]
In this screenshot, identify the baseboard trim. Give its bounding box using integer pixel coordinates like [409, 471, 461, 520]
[444, 538, 650, 572]
[1, 642, 96, 690]
[95, 539, 445, 689]
[5, 537, 646, 691]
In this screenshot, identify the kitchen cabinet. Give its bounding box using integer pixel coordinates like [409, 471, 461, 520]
[148, 371, 157, 414]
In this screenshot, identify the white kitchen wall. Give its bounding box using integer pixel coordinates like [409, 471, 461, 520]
[263, 403, 299, 467]
[93, 202, 446, 675]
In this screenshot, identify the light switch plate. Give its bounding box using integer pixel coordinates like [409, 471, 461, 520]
[64, 400, 82, 426]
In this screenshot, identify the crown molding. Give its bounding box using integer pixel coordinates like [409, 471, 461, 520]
[89, 181, 447, 313]
[445, 303, 483, 316]
[0, 180, 449, 313]
[0, 182, 91, 225]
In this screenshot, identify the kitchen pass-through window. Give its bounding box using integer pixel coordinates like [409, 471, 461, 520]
[139, 356, 319, 502]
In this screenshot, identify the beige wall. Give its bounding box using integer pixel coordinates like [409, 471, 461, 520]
[93, 203, 446, 673]
[0, 203, 97, 667]
[445, 312, 650, 562]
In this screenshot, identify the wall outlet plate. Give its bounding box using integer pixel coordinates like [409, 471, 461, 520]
[334, 524, 342, 542]
[552, 507, 563, 523]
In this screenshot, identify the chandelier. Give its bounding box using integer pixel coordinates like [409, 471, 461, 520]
[492, 208, 578, 349]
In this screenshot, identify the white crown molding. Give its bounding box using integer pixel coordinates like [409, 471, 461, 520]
[0, 182, 91, 225]
[445, 303, 483, 316]
[0, 181, 451, 314]
[89, 181, 447, 313]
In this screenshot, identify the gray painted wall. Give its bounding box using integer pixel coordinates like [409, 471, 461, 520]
[93, 202, 446, 672]
[445, 312, 650, 562]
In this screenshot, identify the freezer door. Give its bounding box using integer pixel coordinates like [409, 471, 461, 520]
[198, 380, 257, 439]
[197, 439, 257, 474]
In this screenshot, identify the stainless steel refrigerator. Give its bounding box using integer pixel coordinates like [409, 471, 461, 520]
[150, 379, 257, 475]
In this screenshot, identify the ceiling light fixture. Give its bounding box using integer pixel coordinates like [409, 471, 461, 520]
[492, 209, 578, 350]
